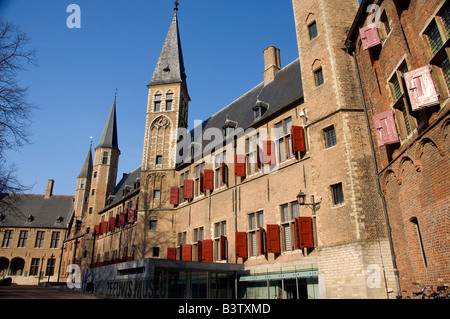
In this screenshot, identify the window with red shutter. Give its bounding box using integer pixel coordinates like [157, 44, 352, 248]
[184, 179, 194, 199]
[167, 247, 177, 260]
[127, 208, 135, 224]
[109, 217, 116, 231]
[291, 126, 306, 153]
[197, 241, 203, 262]
[404, 66, 440, 111]
[262, 141, 275, 164]
[170, 187, 179, 205]
[221, 163, 228, 185]
[373, 110, 400, 147]
[202, 239, 213, 262]
[118, 212, 126, 227]
[266, 225, 280, 253]
[94, 224, 100, 235]
[235, 232, 248, 259]
[234, 154, 246, 177]
[100, 221, 108, 234]
[203, 169, 214, 190]
[259, 227, 266, 255]
[181, 244, 192, 261]
[297, 217, 314, 248]
[220, 236, 227, 260]
[359, 23, 381, 50]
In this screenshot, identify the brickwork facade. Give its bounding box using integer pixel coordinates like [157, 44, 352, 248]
[346, 0, 450, 297]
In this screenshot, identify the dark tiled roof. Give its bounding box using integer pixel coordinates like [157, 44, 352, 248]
[189, 58, 303, 153]
[0, 194, 74, 229]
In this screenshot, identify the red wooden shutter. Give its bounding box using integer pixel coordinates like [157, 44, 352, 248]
[197, 241, 203, 262]
[203, 169, 214, 190]
[167, 247, 177, 260]
[220, 236, 227, 260]
[259, 227, 266, 255]
[202, 239, 213, 262]
[221, 163, 228, 184]
[118, 212, 126, 227]
[109, 217, 116, 231]
[359, 23, 381, 50]
[266, 225, 280, 253]
[404, 66, 440, 111]
[291, 126, 306, 153]
[298, 217, 314, 248]
[235, 232, 248, 259]
[256, 145, 262, 169]
[181, 244, 192, 261]
[94, 224, 100, 235]
[234, 154, 246, 177]
[170, 187, 179, 205]
[373, 110, 400, 147]
[184, 179, 194, 199]
[100, 221, 108, 234]
[127, 208, 135, 224]
[262, 141, 275, 164]
[200, 173, 204, 192]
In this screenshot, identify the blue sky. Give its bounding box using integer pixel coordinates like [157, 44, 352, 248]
[1, 1, 302, 195]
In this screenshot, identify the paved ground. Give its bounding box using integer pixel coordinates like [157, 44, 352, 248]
[0, 285, 100, 299]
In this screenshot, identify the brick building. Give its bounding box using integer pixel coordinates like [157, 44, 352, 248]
[0, 180, 73, 285]
[345, 0, 450, 297]
[58, 1, 402, 299]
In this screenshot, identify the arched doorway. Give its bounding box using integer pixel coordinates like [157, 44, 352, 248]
[0, 257, 9, 277]
[9, 257, 25, 276]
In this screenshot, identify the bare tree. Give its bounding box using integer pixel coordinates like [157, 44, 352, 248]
[0, 21, 37, 215]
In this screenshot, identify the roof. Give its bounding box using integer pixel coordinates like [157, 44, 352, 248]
[96, 97, 119, 150]
[189, 58, 303, 154]
[0, 193, 74, 229]
[148, 10, 188, 92]
[78, 146, 93, 179]
[99, 166, 142, 213]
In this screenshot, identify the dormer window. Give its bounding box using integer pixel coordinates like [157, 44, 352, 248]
[253, 100, 269, 120]
[222, 117, 238, 136]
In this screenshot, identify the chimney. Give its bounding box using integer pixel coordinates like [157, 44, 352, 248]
[45, 179, 54, 198]
[263, 46, 281, 84]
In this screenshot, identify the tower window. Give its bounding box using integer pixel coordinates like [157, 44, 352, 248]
[156, 155, 163, 165]
[331, 183, 344, 206]
[308, 21, 318, 40]
[154, 94, 162, 112]
[102, 152, 108, 164]
[323, 126, 337, 148]
[166, 93, 173, 111]
[314, 67, 324, 87]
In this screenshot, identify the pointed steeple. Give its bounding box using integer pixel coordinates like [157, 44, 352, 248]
[148, 4, 187, 91]
[77, 145, 93, 179]
[96, 96, 119, 150]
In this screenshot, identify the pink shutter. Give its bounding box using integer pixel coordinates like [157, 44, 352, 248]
[373, 110, 400, 147]
[404, 66, 440, 111]
[359, 23, 381, 51]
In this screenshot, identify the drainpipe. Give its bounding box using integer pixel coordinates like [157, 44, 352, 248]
[349, 46, 402, 299]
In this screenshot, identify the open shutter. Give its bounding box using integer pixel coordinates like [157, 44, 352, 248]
[234, 154, 246, 177]
[118, 212, 126, 227]
[197, 241, 203, 262]
[235, 232, 248, 259]
[256, 145, 262, 169]
[202, 239, 213, 262]
[200, 173, 204, 192]
[184, 179, 194, 199]
[109, 217, 116, 231]
[94, 224, 100, 235]
[298, 217, 314, 248]
[359, 23, 381, 50]
[170, 187, 179, 205]
[220, 236, 227, 260]
[373, 110, 400, 147]
[259, 227, 266, 255]
[127, 208, 135, 224]
[203, 169, 214, 190]
[291, 126, 306, 153]
[181, 244, 192, 261]
[266, 224, 280, 253]
[404, 66, 440, 110]
[100, 221, 108, 234]
[262, 141, 275, 164]
[167, 247, 177, 260]
[221, 163, 228, 184]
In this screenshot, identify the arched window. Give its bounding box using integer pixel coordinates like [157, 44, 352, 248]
[165, 91, 174, 111]
[9, 257, 25, 276]
[0, 257, 9, 277]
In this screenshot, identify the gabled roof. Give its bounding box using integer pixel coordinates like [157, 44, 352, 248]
[188, 59, 303, 154]
[96, 97, 119, 150]
[0, 194, 74, 229]
[148, 10, 188, 92]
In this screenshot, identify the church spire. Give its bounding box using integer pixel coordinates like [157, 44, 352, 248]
[148, 3, 187, 91]
[96, 95, 119, 151]
[77, 144, 93, 179]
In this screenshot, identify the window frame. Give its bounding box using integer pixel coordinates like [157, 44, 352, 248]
[275, 117, 294, 163]
[331, 183, 344, 207]
[280, 201, 300, 252]
[248, 211, 264, 256]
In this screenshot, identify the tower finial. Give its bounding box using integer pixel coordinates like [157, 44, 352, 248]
[174, 0, 179, 12]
